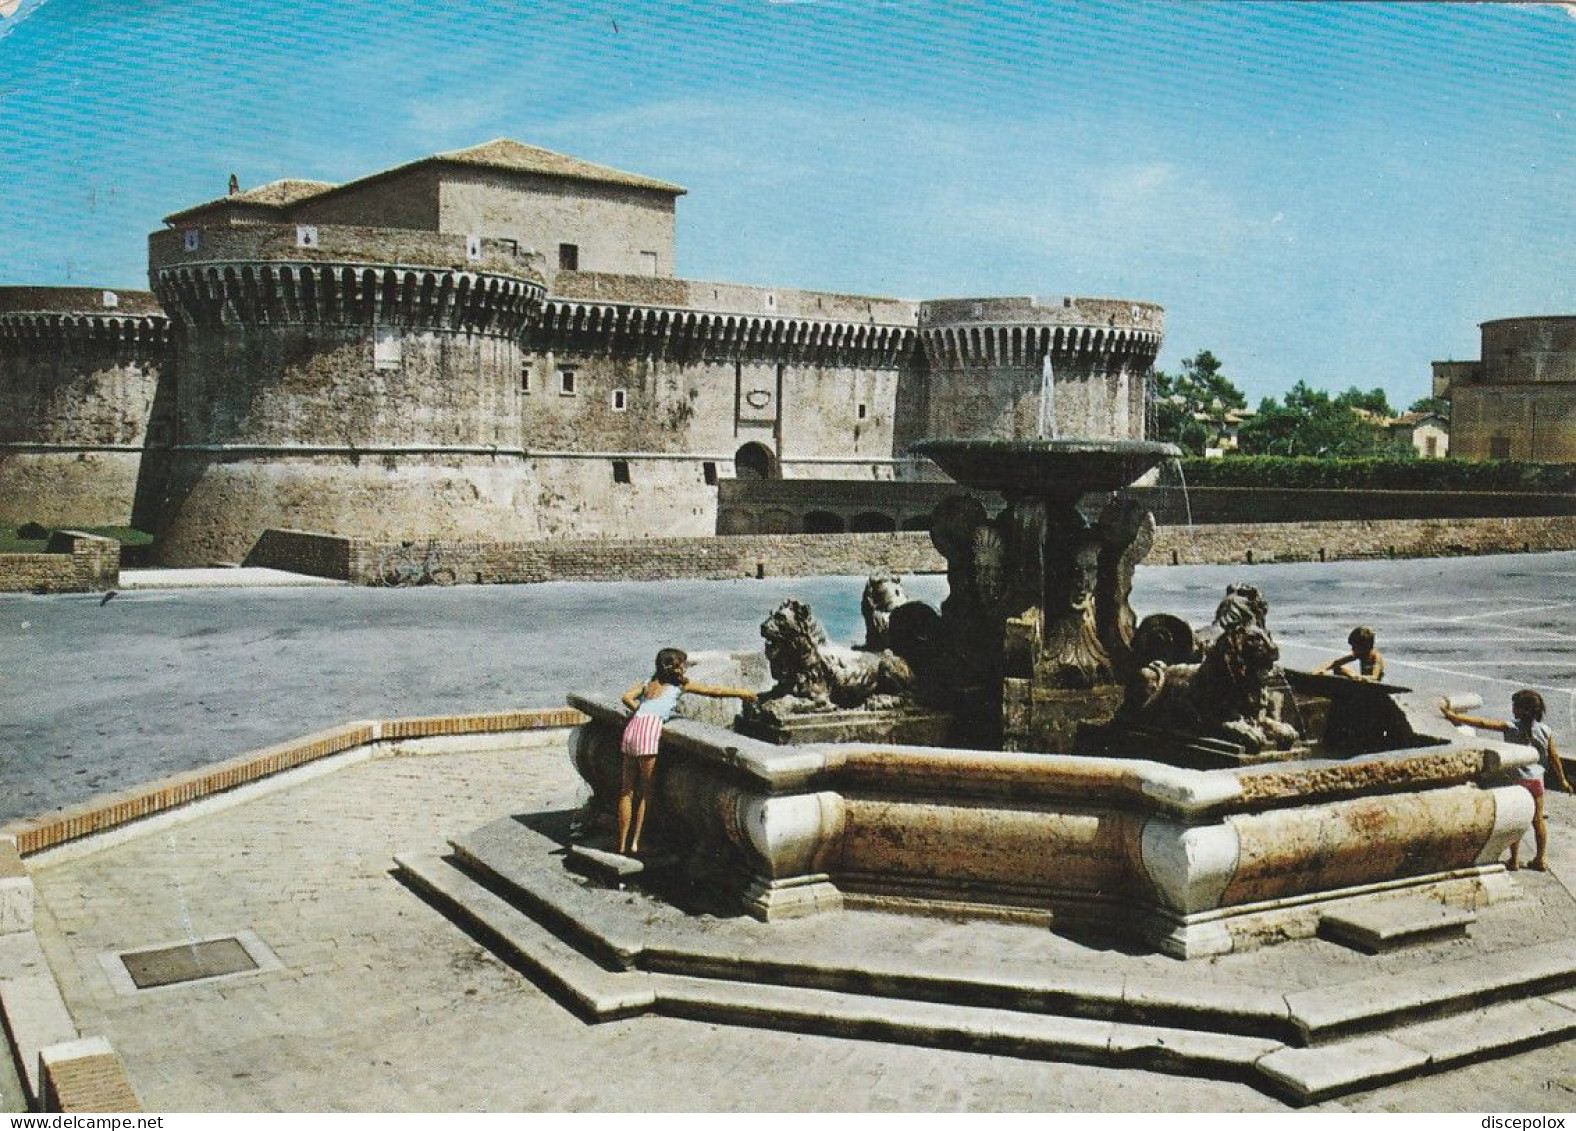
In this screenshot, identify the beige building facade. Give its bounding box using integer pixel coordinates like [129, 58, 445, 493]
[1434, 316, 1576, 462]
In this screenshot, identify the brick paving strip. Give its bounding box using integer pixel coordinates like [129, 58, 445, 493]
[1, 707, 588, 857]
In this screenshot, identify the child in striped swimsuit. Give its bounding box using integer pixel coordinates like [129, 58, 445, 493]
[617, 648, 756, 856]
[1443, 689, 1572, 871]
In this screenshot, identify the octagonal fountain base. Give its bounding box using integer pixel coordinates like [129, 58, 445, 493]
[561, 690, 1532, 958]
[395, 710, 1576, 1103]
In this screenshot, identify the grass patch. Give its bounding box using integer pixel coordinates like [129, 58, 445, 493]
[0, 525, 154, 554]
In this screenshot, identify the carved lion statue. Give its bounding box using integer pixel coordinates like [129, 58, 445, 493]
[1125, 623, 1301, 754]
[859, 574, 908, 652]
[753, 598, 917, 716]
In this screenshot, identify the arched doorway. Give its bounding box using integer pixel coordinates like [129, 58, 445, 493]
[733, 442, 779, 481]
[849, 511, 897, 533]
[803, 510, 844, 534]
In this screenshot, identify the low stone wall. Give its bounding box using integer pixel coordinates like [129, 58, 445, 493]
[248, 516, 1576, 586]
[250, 529, 946, 584]
[247, 528, 352, 579]
[1149, 515, 1576, 566]
[0, 531, 119, 594]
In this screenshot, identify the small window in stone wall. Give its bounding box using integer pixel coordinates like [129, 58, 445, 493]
[559, 367, 577, 396]
[559, 243, 579, 271]
[1490, 436, 1511, 459]
[703, 461, 718, 485]
[520, 362, 532, 394]
[613, 459, 631, 484]
[373, 326, 403, 371]
[858, 403, 868, 420]
[611, 388, 628, 412]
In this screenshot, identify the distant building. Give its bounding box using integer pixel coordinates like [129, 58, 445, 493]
[1386, 411, 1449, 459]
[1434, 316, 1576, 462]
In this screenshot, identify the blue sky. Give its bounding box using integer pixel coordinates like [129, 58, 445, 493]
[2, 1, 1573, 409]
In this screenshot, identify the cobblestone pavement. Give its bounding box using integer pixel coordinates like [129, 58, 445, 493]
[24, 735, 1576, 1113]
[5, 551, 1575, 822]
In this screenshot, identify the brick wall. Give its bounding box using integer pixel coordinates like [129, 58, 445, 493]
[247, 516, 1576, 587]
[0, 532, 119, 594]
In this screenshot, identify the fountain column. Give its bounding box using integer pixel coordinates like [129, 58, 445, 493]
[915, 438, 1178, 751]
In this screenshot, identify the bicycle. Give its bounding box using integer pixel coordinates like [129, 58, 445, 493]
[373, 540, 458, 587]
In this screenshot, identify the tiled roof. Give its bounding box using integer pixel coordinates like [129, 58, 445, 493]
[162, 140, 683, 227]
[428, 139, 685, 195]
[165, 179, 335, 223]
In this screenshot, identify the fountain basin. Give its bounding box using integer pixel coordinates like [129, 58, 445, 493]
[913, 438, 1180, 498]
[569, 691, 1532, 958]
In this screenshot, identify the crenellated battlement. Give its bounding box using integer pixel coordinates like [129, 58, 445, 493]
[0, 287, 171, 352]
[0, 310, 171, 350]
[534, 294, 919, 365]
[917, 296, 1163, 367]
[148, 225, 546, 336]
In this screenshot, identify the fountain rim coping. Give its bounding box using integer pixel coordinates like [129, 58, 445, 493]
[567, 692, 1533, 820]
[912, 438, 1183, 457]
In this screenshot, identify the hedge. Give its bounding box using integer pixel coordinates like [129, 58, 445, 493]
[1163, 457, 1576, 492]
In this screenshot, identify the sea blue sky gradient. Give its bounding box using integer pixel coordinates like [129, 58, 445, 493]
[2, 1, 1572, 407]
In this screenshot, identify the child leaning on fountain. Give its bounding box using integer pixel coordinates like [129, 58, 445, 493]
[1315, 626, 1385, 681]
[1442, 689, 1573, 872]
[617, 648, 757, 857]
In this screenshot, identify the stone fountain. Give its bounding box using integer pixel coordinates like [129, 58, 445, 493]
[395, 433, 1565, 1101]
[559, 437, 1535, 955]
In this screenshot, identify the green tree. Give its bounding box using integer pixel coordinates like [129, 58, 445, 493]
[1333, 386, 1395, 417]
[1237, 381, 1399, 458]
[1150, 350, 1247, 455]
[1407, 394, 1451, 419]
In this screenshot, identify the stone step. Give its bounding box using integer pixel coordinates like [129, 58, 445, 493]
[655, 973, 1283, 1081]
[400, 852, 1283, 1085]
[393, 853, 655, 1019]
[1284, 937, 1576, 1043]
[450, 823, 650, 970]
[449, 816, 1297, 1040]
[447, 813, 1576, 1050]
[398, 849, 1576, 1106]
[1259, 994, 1576, 1104]
[1317, 896, 1476, 954]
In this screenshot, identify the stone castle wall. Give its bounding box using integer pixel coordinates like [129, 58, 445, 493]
[438, 169, 680, 279]
[1450, 384, 1576, 462]
[0, 289, 169, 526]
[146, 224, 547, 564]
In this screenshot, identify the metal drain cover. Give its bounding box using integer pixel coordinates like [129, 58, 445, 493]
[120, 936, 258, 989]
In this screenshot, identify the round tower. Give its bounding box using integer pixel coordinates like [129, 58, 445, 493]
[0, 286, 170, 528]
[147, 223, 546, 565]
[916, 296, 1164, 443]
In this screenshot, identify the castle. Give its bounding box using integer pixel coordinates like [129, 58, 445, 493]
[1, 139, 1166, 565]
